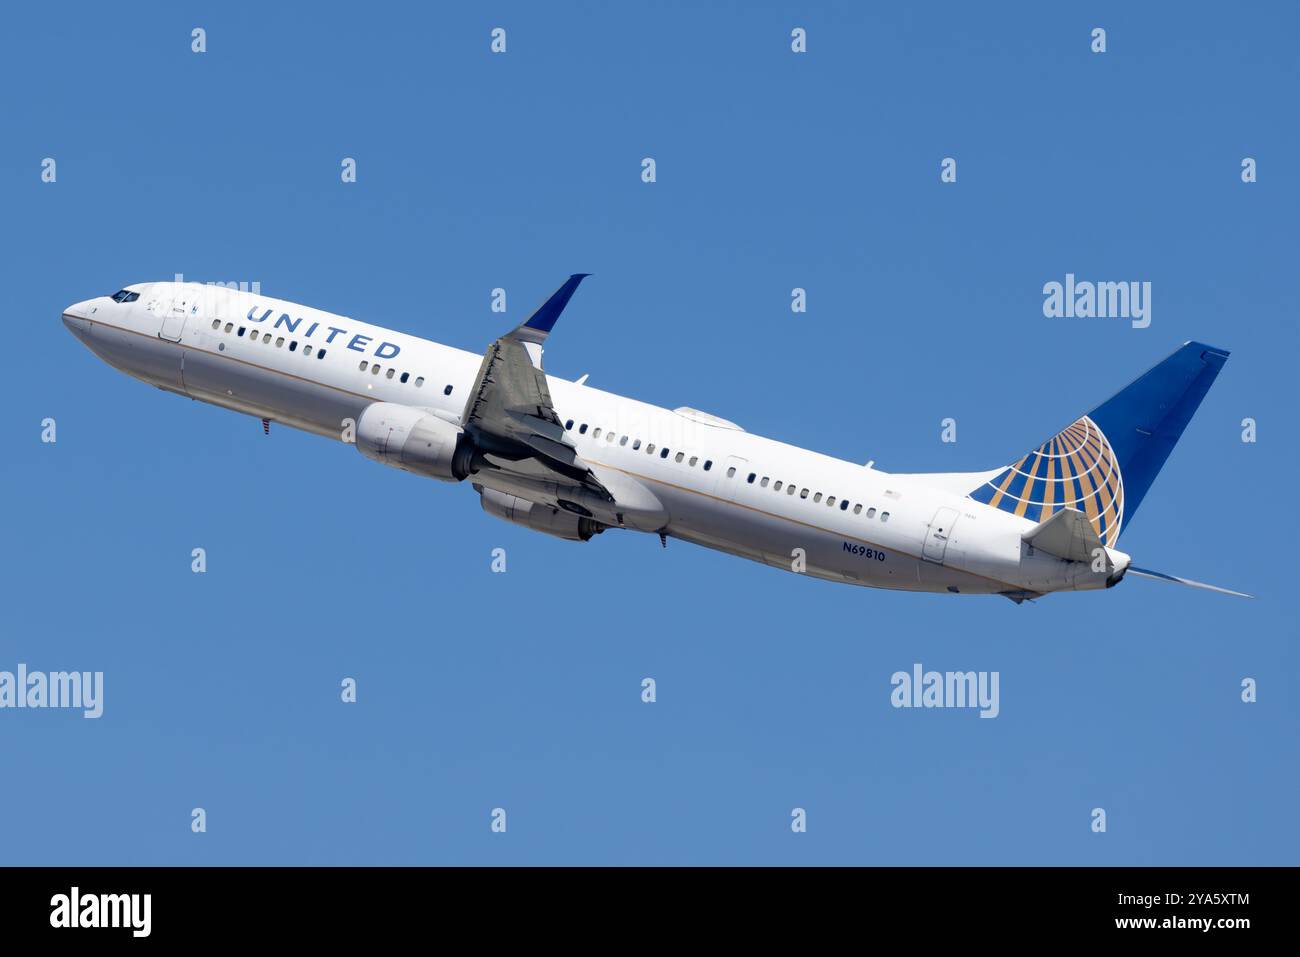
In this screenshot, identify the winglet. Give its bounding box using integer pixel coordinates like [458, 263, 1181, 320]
[512, 274, 590, 345]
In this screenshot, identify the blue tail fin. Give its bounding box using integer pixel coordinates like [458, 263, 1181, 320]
[969, 342, 1229, 544]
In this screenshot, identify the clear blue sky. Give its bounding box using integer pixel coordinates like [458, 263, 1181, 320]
[1, 1, 1295, 865]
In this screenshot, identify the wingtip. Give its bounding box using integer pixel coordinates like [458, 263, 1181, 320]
[519, 274, 591, 335]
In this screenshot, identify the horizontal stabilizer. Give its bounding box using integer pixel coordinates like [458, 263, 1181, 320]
[1127, 566, 1254, 599]
[1022, 507, 1104, 564]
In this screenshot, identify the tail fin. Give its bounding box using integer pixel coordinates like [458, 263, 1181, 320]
[969, 342, 1229, 545]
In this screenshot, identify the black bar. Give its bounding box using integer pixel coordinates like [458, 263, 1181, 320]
[0, 866, 1282, 942]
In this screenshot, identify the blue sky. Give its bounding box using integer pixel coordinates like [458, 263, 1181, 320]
[1, 1, 1296, 864]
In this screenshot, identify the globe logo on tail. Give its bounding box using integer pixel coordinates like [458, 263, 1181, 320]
[970, 415, 1125, 546]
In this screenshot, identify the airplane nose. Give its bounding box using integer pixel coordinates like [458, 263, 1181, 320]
[62, 298, 97, 328]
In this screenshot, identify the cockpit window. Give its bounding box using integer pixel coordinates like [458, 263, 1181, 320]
[110, 290, 139, 303]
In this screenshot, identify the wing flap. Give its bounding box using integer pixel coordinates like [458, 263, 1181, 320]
[519, 434, 582, 470]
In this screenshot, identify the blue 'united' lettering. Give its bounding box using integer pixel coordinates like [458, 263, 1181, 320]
[245, 305, 400, 359]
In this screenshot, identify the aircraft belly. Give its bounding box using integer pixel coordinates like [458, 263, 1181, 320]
[655, 483, 911, 589]
[181, 349, 362, 437]
[650, 480, 1014, 593]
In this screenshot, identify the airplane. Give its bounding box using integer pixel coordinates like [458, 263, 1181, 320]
[62, 275, 1251, 602]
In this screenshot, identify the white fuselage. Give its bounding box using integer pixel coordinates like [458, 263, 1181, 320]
[62, 282, 1129, 598]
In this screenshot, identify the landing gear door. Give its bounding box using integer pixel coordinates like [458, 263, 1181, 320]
[922, 506, 961, 563]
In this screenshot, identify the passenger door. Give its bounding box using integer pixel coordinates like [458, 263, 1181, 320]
[159, 291, 197, 341]
[922, 506, 961, 563]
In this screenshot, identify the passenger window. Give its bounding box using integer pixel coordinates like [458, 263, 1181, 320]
[674, 452, 684, 463]
[881, 512, 890, 522]
[867, 508, 876, 518]
[303, 345, 313, 356]
[443, 384, 453, 396]
[289, 341, 298, 351]
[619, 435, 628, 446]
[593, 428, 602, 439]
[726, 467, 736, 478]
[565, 419, 574, 430]
[317, 349, 327, 359]
[372, 365, 380, 375]
[688, 455, 697, 466]
[414, 376, 424, 386]
[661, 448, 670, 459]
[211, 319, 220, 330]
[787, 485, 797, 495]
[827, 496, 836, 507]
[276, 337, 285, 347]
[401, 372, 410, 384]
[760, 477, 769, 487]
[747, 473, 756, 484]
[773, 481, 783, 491]
[853, 504, 862, 515]
[702, 460, 711, 471]
[386, 368, 395, 379]
[360, 361, 369, 371]
[633, 440, 642, 450]
[579, 424, 588, 434]
[224, 323, 233, 333]
[238, 327, 246, 337]
[607, 432, 616, 443]
[813, 492, 822, 503]
[646, 443, 655, 454]
[800, 488, 809, 499]
[262, 333, 271, 344]
[840, 500, 849, 511]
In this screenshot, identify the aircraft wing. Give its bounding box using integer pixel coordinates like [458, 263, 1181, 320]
[459, 275, 612, 497]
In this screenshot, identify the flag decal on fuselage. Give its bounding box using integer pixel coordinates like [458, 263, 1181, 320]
[969, 415, 1125, 547]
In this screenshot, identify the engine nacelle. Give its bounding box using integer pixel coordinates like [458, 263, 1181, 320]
[355, 402, 472, 482]
[478, 487, 603, 542]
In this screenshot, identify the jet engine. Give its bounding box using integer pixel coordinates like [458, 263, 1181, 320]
[355, 402, 473, 482]
[478, 487, 604, 542]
